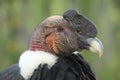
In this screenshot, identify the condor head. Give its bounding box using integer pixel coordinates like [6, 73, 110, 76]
[30, 9, 103, 57]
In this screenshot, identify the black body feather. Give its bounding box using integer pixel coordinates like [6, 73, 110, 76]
[0, 64, 24, 80]
[30, 54, 96, 80]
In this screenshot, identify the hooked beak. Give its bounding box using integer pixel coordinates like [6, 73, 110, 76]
[86, 37, 104, 57]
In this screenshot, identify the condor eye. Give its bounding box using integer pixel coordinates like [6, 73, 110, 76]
[57, 26, 64, 32]
[77, 29, 82, 34]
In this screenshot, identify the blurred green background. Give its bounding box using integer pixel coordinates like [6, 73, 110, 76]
[0, 0, 120, 80]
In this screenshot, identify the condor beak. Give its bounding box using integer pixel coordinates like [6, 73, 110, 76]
[86, 37, 104, 57]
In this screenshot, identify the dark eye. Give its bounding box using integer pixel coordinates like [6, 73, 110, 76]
[77, 29, 82, 34]
[57, 26, 64, 32]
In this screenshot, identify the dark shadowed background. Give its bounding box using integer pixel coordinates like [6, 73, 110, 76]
[0, 0, 120, 80]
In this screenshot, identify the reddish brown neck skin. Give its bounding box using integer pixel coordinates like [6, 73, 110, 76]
[30, 43, 46, 51]
[29, 24, 48, 51]
[29, 36, 48, 51]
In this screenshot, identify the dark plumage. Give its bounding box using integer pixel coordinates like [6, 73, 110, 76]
[0, 64, 24, 80]
[30, 54, 96, 80]
[0, 9, 103, 80]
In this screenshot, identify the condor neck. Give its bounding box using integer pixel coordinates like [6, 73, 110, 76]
[29, 31, 47, 51]
[29, 41, 46, 51]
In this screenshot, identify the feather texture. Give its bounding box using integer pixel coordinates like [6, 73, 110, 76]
[0, 64, 24, 80]
[29, 53, 96, 80]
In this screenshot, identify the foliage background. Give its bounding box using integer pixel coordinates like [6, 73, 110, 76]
[0, 0, 120, 80]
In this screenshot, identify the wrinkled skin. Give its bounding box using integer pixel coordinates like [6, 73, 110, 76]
[45, 25, 78, 56]
[42, 16, 78, 56]
[30, 16, 79, 56]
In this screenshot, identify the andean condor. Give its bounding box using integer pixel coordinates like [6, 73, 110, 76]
[0, 9, 103, 80]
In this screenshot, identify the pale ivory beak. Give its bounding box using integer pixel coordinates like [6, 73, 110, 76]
[87, 37, 104, 57]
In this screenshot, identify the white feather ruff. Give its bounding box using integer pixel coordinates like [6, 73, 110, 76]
[19, 50, 58, 80]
